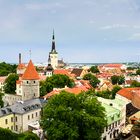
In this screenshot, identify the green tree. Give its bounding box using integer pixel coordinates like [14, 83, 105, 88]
[41, 91, 107, 140]
[131, 80, 140, 87]
[83, 73, 94, 80]
[136, 69, 140, 75]
[0, 127, 18, 140]
[0, 93, 4, 107]
[0, 62, 17, 76]
[19, 132, 39, 140]
[111, 75, 125, 85]
[89, 76, 100, 88]
[40, 74, 75, 96]
[118, 76, 125, 85]
[111, 75, 118, 85]
[90, 66, 99, 73]
[4, 74, 19, 94]
[111, 86, 122, 99]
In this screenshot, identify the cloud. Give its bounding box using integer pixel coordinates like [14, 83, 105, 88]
[100, 24, 129, 30]
[128, 33, 140, 41]
[25, 2, 65, 11]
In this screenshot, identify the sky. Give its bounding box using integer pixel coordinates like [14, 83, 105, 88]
[0, 0, 140, 63]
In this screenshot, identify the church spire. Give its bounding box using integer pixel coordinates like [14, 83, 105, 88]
[51, 30, 56, 52]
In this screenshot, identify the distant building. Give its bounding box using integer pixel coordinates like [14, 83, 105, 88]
[16, 53, 26, 77]
[3, 60, 40, 105]
[0, 98, 43, 133]
[98, 97, 127, 140]
[44, 54, 53, 77]
[49, 31, 58, 69]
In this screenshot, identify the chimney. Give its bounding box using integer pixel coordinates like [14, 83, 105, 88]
[19, 53, 21, 64]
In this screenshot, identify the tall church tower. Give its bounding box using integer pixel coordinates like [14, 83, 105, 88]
[49, 31, 58, 69]
[20, 60, 40, 101]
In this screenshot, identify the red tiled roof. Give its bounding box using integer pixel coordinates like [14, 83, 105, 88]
[54, 69, 72, 77]
[22, 60, 39, 80]
[117, 88, 140, 100]
[103, 64, 123, 68]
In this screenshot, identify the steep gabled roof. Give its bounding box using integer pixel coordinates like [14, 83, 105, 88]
[22, 60, 39, 80]
[71, 69, 83, 77]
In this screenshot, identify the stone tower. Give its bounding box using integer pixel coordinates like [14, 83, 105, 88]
[21, 60, 40, 101]
[49, 31, 58, 69]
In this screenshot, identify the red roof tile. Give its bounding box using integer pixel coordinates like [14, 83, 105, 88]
[22, 60, 39, 80]
[54, 69, 72, 77]
[117, 88, 140, 100]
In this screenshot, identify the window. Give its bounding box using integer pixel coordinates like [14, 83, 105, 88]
[36, 112, 38, 117]
[15, 125, 18, 131]
[32, 114, 34, 118]
[11, 117, 13, 122]
[34, 81, 35, 83]
[27, 81, 29, 84]
[103, 136, 106, 140]
[5, 119, 8, 124]
[28, 115, 30, 120]
[11, 126, 13, 130]
[15, 116, 17, 122]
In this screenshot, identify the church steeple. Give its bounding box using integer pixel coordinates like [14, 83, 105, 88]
[51, 30, 57, 53]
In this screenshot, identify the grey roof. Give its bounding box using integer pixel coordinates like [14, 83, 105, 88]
[0, 98, 43, 116]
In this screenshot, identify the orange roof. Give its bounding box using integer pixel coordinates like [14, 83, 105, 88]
[17, 63, 26, 69]
[103, 64, 123, 68]
[22, 60, 39, 80]
[117, 88, 140, 100]
[54, 69, 72, 77]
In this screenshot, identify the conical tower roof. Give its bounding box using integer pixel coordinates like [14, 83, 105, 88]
[22, 60, 39, 80]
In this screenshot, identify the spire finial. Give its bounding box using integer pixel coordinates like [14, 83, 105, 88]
[52, 29, 55, 40]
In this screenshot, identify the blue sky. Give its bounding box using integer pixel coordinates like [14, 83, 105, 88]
[0, 0, 140, 63]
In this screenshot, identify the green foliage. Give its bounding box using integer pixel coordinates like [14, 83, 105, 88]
[0, 128, 39, 140]
[127, 67, 136, 70]
[4, 74, 19, 94]
[111, 75, 125, 85]
[40, 74, 75, 96]
[131, 80, 140, 87]
[136, 69, 140, 75]
[89, 76, 100, 88]
[41, 91, 107, 140]
[95, 86, 121, 99]
[83, 74, 100, 88]
[0, 62, 17, 76]
[83, 73, 94, 80]
[0, 93, 4, 107]
[90, 66, 99, 73]
[0, 127, 18, 140]
[18, 132, 39, 140]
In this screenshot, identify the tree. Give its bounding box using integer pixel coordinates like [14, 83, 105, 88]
[111, 86, 122, 99]
[83, 73, 94, 80]
[0, 127, 18, 140]
[89, 76, 100, 88]
[0, 93, 4, 107]
[136, 69, 140, 75]
[131, 80, 140, 87]
[118, 76, 125, 85]
[111, 75, 118, 85]
[90, 66, 99, 73]
[4, 74, 19, 94]
[0, 62, 17, 76]
[111, 75, 125, 85]
[41, 91, 107, 140]
[40, 74, 75, 96]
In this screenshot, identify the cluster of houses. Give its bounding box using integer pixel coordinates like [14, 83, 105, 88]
[0, 32, 140, 139]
